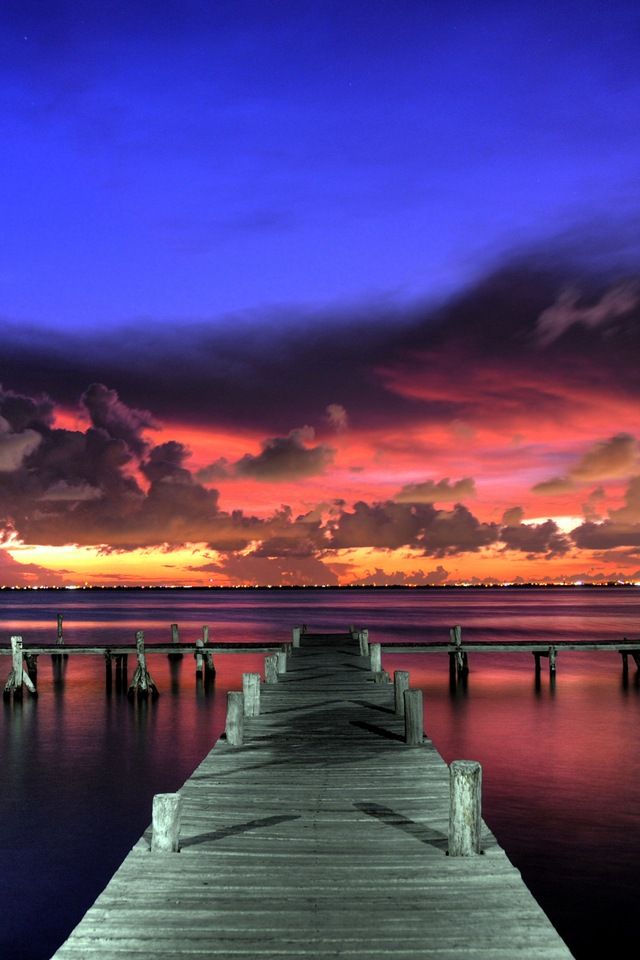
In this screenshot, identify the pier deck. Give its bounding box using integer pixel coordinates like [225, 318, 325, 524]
[52, 631, 573, 959]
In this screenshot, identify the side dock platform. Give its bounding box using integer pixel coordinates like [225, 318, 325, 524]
[52, 630, 573, 959]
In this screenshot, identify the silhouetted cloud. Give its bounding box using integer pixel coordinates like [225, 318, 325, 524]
[235, 427, 334, 481]
[533, 434, 639, 494]
[500, 519, 571, 557]
[394, 477, 475, 503]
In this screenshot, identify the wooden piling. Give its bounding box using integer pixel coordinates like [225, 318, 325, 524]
[128, 631, 158, 699]
[151, 793, 183, 853]
[242, 672, 261, 717]
[168, 622, 183, 660]
[448, 759, 482, 856]
[105, 651, 113, 691]
[195, 638, 204, 676]
[292, 626, 301, 648]
[370, 642, 382, 673]
[265, 654, 278, 684]
[56, 613, 64, 645]
[359, 629, 370, 656]
[549, 645, 557, 676]
[4, 636, 36, 699]
[403, 688, 423, 745]
[394, 670, 410, 716]
[24, 653, 38, 682]
[277, 648, 287, 674]
[225, 691, 244, 746]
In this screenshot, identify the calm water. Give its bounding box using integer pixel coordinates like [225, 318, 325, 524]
[1, 587, 640, 959]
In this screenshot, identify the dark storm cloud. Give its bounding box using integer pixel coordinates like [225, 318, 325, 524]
[3, 247, 640, 438]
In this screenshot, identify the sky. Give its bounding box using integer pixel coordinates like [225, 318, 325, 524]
[1, 0, 640, 587]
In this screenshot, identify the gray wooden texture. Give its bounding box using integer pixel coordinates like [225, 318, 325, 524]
[52, 632, 574, 959]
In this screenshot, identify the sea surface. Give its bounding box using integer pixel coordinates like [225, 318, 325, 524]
[1, 587, 639, 959]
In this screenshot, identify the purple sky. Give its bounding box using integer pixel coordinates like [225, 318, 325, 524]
[2, 0, 639, 332]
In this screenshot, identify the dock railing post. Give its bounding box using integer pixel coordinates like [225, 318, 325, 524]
[359, 629, 369, 656]
[448, 760, 482, 856]
[403, 688, 423, 745]
[292, 626, 301, 648]
[225, 691, 244, 745]
[277, 647, 287, 674]
[394, 670, 410, 716]
[265, 653, 278, 684]
[151, 793, 183, 853]
[242, 673, 261, 716]
[370, 642, 382, 672]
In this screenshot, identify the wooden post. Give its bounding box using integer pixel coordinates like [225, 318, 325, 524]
[225, 691, 244, 745]
[449, 760, 482, 856]
[370, 642, 382, 673]
[25, 653, 38, 683]
[201, 625, 215, 676]
[168, 622, 183, 660]
[195, 638, 204, 676]
[292, 626, 301, 648]
[277, 648, 287, 674]
[128, 630, 158, 699]
[265, 654, 278, 684]
[243, 673, 261, 716]
[56, 613, 64, 645]
[105, 651, 113, 691]
[450, 624, 467, 678]
[403, 689, 423, 745]
[394, 670, 410, 716]
[549, 645, 557, 676]
[359, 629, 370, 656]
[151, 793, 182, 853]
[533, 651, 541, 675]
[621, 650, 629, 679]
[5, 636, 37, 698]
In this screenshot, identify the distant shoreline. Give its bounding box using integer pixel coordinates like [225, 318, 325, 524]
[1, 583, 638, 592]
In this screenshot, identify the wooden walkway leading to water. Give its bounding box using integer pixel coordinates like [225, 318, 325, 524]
[52, 630, 573, 959]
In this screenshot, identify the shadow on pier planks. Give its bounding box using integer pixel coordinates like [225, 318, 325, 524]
[51, 630, 574, 960]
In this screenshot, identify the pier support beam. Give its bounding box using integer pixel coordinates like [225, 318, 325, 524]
[549, 645, 557, 677]
[151, 793, 182, 853]
[243, 673, 261, 716]
[448, 760, 482, 856]
[56, 613, 64, 646]
[225, 691, 244, 745]
[128, 630, 158, 699]
[403, 689, 423, 745]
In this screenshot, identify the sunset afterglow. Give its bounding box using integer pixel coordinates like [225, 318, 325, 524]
[2, 2, 640, 586]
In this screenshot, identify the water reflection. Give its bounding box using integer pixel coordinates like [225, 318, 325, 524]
[1, 588, 640, 960]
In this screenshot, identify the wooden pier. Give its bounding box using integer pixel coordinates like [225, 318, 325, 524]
[51, 628, 573, 959]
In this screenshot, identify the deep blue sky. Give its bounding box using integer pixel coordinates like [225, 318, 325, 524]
[2, 0, 640, 332]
